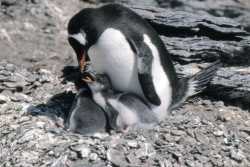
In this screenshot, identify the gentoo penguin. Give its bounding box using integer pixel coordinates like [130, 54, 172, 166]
[65, 86, 107, 135]
[87, 74, 159, 132]
[68, 4, 222, 120]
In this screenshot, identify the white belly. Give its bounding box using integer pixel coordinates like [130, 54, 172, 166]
[88, 28, 172, 120]
[88, 28, 144, 97]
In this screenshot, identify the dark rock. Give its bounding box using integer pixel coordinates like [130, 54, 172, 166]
[106, 148, 128, 166]
[230, 149, 245, 162]
[1, 0, 17, 6]
[0, 94, 10, 104]
[128, 5, 250, 109]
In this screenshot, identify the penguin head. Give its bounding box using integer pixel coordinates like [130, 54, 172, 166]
[67, 7, 102, 68]
[87, 74, 112, 94]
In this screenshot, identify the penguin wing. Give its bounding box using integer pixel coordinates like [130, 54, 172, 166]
[128, 38, 161, 106]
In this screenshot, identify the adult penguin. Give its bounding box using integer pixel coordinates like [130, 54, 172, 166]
[67, 4, 221, 120]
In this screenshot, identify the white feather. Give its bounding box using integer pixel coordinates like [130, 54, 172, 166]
[69, 99, 81, 131]
[68, 30, 87, 45]
[88, 28, 145, 98]
[143, 34, 172, 120]
[87, 28, 172, 121]
[108, 98, 138, 127]
[92, 92, 106, 109]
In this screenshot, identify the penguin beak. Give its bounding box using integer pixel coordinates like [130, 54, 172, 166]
[68, 37, 87, 73]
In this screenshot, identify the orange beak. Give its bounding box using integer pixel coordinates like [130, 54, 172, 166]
[77, 50, 95, 83]
[77, 49, 86, 73]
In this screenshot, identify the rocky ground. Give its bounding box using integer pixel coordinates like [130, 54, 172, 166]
[0, 0, 250, 167]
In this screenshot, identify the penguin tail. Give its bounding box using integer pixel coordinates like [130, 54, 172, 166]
[170, 60, 222, 111]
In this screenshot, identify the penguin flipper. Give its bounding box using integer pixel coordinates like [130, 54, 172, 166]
[128, 38, 161, 106]
[170, 60, 222, 110]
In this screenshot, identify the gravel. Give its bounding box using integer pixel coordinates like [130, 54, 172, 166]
[0, 0, 250, 167]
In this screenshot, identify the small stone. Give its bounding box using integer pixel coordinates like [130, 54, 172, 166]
[171, 130, 186, 136]
[213, 130, 224, 137]
[135, 143, 155, 158]
[5, 64, 15, 72]
[185, 159, 195, 167]
[34, 81, 41, 87]
[3, 82, 24, 89]
[70, 145, 90, 158]
[107, 148, 127, 167]
[195, 132, 209, 144]
[25, 74, 37, 83]
[18, 116, 30, 123]
[36, 121, 45, 129]
[92, 132, 109, 139]
[69, 151, 78, 160]
[1, 0, 17, 6]
[230, 149, 245, 162]
[80, 147, 91, 158]
[89, 153, 98, 161]
[0, 94, 10, 104]
[240, 127, 250, 135]
[12, 93, 32, 102]
[127, 140, 139, 148]
[23, 22, 36, 31]
[38, 69, 53, 83]
[126, 153, 140, 164]
[202, 100, 211, 106]
[48, 150, 54, 156]
[194, 154, 209, 164]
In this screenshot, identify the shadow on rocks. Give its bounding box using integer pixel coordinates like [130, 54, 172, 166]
[26, 66, 87, 128]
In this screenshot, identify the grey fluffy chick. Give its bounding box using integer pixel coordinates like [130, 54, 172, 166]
[87, 75, 159, 132]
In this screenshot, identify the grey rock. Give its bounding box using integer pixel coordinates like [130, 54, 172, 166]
[195, 132, 210, 144]
[11, 93, 32, 102]
[3, 81, 24, 89]
[126, 140, 139, 148]
[1, 0, 17, 6]
[89, 153, 98, 161]
[171, 130, 186, 136]
[230, 149, 245, 162]
[5, 64, 15, 72]
[51, 155, 68, 167]
[213, 130, 224, 137]
[107, 148, 128, 166]
[0, 94, 10, 104]
[70, 145, 90, 158]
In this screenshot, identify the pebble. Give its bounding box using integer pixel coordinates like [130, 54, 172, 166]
[12, 93, 32, 102]
[81, 147, 91, 158]
[195, 132, 209, 144]
[48, 150, 54, 156]
[3, 82, 20, 88]
[18, 116, 30, 123]
[230, 149, 245, 162]
[127, 140, 139, 148]
[171, 130, 186, 136]
[70, 145, 90, 158]
[1, 0, 17, 6]
[36, 121, 46, 129]
[0, 94, 10, 104]
[5, 64, 16, 72]
[213, 130, 224, 137]
[107, 148, 127, 167]
[89, 153, 98, 161]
